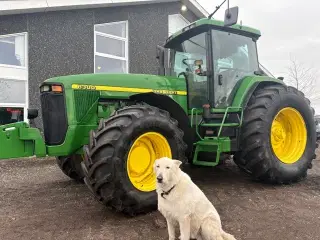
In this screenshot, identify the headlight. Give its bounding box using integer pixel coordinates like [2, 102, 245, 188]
[40, 85, 50, 92]
[40, 84, 63, 93]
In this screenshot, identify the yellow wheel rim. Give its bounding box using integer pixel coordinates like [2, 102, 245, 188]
[127, 132, 172, 192]
[271, 107, 307, 164]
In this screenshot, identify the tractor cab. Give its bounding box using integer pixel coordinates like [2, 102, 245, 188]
[157, 6, 263, 166]
[161, 10, 261, 110]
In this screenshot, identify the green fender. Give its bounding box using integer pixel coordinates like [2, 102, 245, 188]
[231, 76, 285, 108]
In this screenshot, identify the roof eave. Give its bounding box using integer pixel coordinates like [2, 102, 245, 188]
[181, 0, 208, 18]
[0, 0, 179, 16]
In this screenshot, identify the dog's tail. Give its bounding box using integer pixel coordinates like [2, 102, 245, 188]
[200, 217, 237, 240]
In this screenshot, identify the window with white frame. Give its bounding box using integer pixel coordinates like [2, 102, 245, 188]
[0, 33, 28, 125]
[168, 14, 190, 36]
[94, 21, 129, 73]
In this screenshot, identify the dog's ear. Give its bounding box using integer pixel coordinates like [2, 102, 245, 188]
[153, 159, 158, 170]
[172, 159, 182, 168]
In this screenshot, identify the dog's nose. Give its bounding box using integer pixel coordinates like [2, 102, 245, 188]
[157, 175, 163, 183]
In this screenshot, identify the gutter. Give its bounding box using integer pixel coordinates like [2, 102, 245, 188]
[0, 0, 177, 16]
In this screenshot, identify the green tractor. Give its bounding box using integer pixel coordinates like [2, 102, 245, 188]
[0, 5, 316, 216]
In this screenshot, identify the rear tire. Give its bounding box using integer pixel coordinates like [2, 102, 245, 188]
[56, 154, 84, 182]
[82, 104, 187, 215]
[234, 84, 316, 184]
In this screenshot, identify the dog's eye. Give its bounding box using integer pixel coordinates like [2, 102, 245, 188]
[156, 165, 160, 168]
[166, 166, 170, 169]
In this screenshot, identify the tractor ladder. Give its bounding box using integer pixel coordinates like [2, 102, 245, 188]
[191, 106, 243, 166]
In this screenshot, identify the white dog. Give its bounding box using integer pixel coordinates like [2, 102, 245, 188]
[154, 157, 236, 240]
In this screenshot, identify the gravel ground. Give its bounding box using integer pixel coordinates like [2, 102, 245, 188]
[0, 153, 320, 240]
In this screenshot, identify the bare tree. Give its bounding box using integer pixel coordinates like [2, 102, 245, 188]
[286, 56, 320, 101]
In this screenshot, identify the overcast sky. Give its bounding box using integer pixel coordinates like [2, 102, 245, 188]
[197, 0, 320, 114]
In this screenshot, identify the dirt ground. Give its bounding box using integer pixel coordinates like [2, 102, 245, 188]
[0, 153, 320, 240]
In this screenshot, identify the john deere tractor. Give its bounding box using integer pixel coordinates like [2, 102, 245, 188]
[0, 5, 316, 216]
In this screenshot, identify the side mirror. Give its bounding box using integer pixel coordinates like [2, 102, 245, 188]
[277, 76, 284, 80]
[224, 6, 239, 27]
[27, 108, 38, 120]
[156, 45, 165, 76]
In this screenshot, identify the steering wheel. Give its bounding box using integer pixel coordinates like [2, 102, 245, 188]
[182, 58, 197, 69]
[178, 71, 188, 79]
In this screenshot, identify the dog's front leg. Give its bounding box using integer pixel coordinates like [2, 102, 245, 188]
[178, 216, 191, 240]
[166, 218, 176, 240]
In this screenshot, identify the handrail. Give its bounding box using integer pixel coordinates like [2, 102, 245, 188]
[191, 107, 243, 140]
[217, 106, 243, 137]
[191, 108, 203, 140]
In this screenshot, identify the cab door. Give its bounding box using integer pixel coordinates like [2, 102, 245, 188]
[210, 29, 259, 108]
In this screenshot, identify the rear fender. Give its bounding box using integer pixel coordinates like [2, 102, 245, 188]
[232, 76, 285, 108]
[0, 122, 46, 160]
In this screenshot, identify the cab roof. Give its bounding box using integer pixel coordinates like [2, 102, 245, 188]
[164, 17, 261, 48]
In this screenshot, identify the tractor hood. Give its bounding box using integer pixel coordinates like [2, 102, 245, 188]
[38, 73, 188, 157]
[42, 73, 187, 97]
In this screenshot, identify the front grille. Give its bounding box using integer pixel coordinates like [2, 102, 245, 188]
[74, 90, 100, 122]
[40, 92, 68, 145]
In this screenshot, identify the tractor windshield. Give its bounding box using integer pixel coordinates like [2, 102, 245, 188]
[168, 28, 259, 109]
[212, 30, 259, 107]
[169, 32, 209, 109]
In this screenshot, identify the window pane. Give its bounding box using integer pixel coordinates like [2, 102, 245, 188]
[170, 32, 208, 109]
[168, 14, 189, 36]
[95, 22, 126, 38]
[95, 55, 127, 73]
[0, 107, 24, 125]
[0, 79, 26, 104]
[0, 35, 25, 67]
[212, 30, 259, 108]
[96, 35, 125, 58]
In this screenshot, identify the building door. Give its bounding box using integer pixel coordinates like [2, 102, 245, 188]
[0, 33, 28, 125]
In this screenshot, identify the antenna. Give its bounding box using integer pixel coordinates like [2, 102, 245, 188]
[227, 0, 230, 17]
[208, 0, 228, 19]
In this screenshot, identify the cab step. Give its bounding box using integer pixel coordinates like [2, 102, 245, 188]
[192, 137, 231, 167]
[200, 122, 240, 127]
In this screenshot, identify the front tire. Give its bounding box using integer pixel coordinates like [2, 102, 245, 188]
[234, 84, 316, 184]
[82, 105, 187, 215]
[56, 154, 84, 182]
